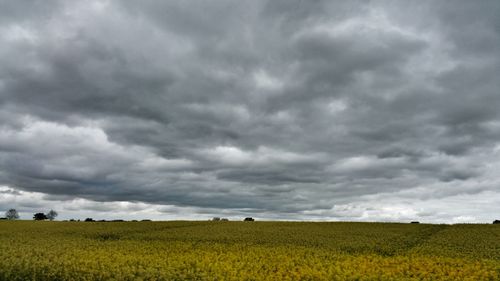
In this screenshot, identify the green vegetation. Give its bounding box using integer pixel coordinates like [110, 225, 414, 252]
[1, 221, 500, 280]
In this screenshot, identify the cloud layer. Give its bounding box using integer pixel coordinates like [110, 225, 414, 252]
[1, 0, 500, 222]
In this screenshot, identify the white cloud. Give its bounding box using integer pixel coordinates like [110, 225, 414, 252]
[253, 69, 284, 91]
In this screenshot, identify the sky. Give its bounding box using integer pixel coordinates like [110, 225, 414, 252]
[1, 0, 500, 223]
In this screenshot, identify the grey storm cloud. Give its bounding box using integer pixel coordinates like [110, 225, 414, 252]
[1, 0, 500, 222]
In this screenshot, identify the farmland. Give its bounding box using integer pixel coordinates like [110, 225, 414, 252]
[1, 221, 500, 280]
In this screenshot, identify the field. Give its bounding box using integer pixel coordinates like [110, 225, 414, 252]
[1, 221, 500, 280]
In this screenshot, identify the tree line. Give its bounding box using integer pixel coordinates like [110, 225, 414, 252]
[1, 209, 58, 221]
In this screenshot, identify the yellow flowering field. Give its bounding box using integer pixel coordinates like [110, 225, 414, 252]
[1, 221, 500, 280]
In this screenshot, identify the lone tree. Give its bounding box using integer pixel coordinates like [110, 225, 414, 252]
[5, 209, 19, 220]
[47, 210, 58, 221]
[33, 213, 48, 221]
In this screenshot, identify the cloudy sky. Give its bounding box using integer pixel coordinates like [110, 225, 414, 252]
[1, 0, 499, 223]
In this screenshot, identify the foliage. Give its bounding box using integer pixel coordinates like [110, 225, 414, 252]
[1, 221, 500, 280]
[47, 210, 58, 221]
[33, 213, 48, 221]
[5, 209, 19, 220]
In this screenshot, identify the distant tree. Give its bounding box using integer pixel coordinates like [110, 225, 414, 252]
[493, 220, 500, 224]
[33, 213, 48, 221]
[84, 218, 94, 222]
[244, 217, 254, 222]
[212, 217, 221, 221]
[5, 209, 19, 220]
[47, 210, 58, 221]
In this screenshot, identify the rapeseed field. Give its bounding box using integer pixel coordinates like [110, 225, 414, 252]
[1, 221, 499, 280]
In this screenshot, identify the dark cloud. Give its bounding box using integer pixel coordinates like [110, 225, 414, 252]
[1, 0, 499, 222]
